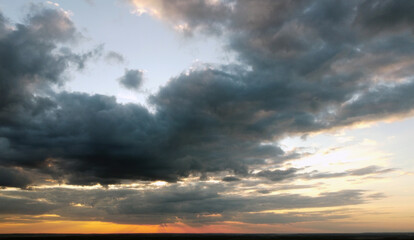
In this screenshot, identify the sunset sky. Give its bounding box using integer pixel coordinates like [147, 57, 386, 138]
[0, 0, 414, 233]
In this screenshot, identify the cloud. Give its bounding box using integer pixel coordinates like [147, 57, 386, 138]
[233, 211, 347, 225]
[0, 195, 56, 215]
[118, 69, 144, 90]
[0, 6, 99, 125]
[1, 1, 407, 228]
[0, 1, 413, 188]
[0, 167, 32, 188]
[222, 176, 241, 182]
[299, 166, 393, 181]
[0, 184, 370, 225]
[354, 0, 414, 35]
[254, 165, 394, 182]
[129, 0, 231, 35]
[256, 168, 299, 182]
[105, 51, 125, 64]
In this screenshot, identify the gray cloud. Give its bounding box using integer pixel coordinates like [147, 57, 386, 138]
[233, 211, 348, 225]
[130, 0, 231, 35]
[0, 167, 32, 188]
[0, 195, 56, 215]
[222, 176, 241, 182]
[0, 7, 99, 125]
[23, 4, 78, 43]
[118, 69, 144, 90]
[0, 1, 412, 188]
[256, 168, 299, 182]
[254, 165, 394, 182]
[0, 184, 371, 225]
[1, 1, 405, 228]
[306, 165, 395, 179]
[354, 0, 414, 35]
[105, 51, 125, 64]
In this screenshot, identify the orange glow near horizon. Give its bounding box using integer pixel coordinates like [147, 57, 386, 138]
[0, 220, 327, 234]
[0, 221, 161, 234]
[2, 219, 412, 234]
[0, 221, 247, 234]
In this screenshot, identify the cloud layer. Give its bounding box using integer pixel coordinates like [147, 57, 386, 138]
[0, 0, 412, 186]
[0, 0, 412, 227]
[0, 183, 373, 225]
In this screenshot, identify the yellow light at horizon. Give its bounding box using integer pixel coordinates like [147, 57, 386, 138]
[0, 221, 163, 234]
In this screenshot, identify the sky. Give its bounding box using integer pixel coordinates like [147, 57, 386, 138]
[0, 0, 413, 233]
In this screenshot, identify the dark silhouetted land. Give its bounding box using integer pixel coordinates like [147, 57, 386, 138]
[0, 233, 413, 240]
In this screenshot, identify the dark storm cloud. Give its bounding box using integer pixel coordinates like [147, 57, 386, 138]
[0, 7, 101, 186]
[1, 0, 414, 187]
[354, 0, 414, 35]
[118, 69, 143, 90]
[0, 167, 32, 188]
[0, 6, 99, 125]
[0, 184, 370, 225]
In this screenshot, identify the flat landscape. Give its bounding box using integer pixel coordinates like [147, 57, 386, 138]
[1, 234, 414, 240]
